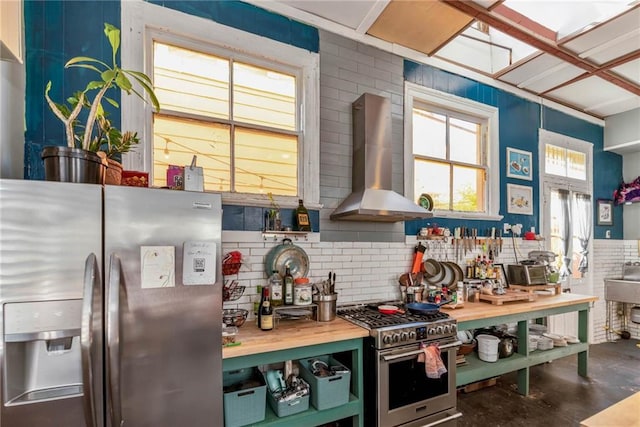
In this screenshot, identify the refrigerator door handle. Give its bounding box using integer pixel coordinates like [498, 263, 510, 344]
[81, 254, 100, 427]
[107, 253, 123, 427]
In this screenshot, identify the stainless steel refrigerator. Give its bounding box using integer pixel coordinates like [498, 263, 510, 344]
[0, 179, 223, 426]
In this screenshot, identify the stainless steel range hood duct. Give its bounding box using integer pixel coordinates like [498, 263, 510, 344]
[330, 93, 433, 222]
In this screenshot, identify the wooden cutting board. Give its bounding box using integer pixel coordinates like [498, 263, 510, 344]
[478, 290, 537, 305]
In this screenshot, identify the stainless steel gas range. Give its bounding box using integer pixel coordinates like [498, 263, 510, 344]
[338, 303, 462, 427]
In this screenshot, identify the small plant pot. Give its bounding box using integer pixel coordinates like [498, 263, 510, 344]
[105, 159, 123, 185]
[42, 146, 106, 184]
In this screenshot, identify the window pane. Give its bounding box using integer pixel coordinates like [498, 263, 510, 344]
[450, 118, 480, 164]
[154, 43, 229, 119]
[414, 159, 450, 209]
[235, 127, 298, 196]
[413, 109, 446, 159]
[452, 165, 484, 212]
[233, 62, 296, 131]
[567, 149, 586, 180]
[153, 115, 231, 190]
[545, 144, 566, 177]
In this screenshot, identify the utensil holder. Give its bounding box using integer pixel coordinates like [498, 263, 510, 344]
[313, 294, 337, 322]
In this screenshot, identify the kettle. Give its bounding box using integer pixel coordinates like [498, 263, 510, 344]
[498, 335, 517, 358]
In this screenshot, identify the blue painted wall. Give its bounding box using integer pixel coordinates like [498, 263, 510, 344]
[403, 60, 623, 240]
[24, 0, 121, 179]
[22, 1, 621, 237]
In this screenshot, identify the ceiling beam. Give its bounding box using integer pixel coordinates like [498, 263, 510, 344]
[441, 0, 640, 96]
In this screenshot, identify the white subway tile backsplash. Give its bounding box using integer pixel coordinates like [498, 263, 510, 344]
[222, 237, 639, 343]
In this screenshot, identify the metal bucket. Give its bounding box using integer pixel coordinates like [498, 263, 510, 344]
[313, 294, 337, 322]
[41, 146, 106, 184]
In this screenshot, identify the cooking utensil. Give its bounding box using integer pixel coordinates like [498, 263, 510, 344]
[378, 305, 399, 315]
[265, 238, 309, 279]
[405, 300, 453, 315]
[424, 261, 445, 284]
[421, 258, 442, 278]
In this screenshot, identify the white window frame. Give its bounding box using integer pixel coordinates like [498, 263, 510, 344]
[539, 129, 593, 287]
[404, 82, 502, 220]
[120, 0, 320, 207]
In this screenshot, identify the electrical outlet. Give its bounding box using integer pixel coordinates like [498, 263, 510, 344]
[503, 223, 511, 234]
[606, 230, 611, 239]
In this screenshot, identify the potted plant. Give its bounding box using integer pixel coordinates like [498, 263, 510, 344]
[42, 22, 159, 184]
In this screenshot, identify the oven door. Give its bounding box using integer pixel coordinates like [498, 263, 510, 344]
[377, 340, 461, 427]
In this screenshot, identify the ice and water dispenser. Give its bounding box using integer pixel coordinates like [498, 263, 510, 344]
[3, 299, 83, 405]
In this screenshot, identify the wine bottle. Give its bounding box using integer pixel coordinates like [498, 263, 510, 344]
[260, 286, 273, 331]
[270, 270, 284, 307]
[284, 267, 294, 305]
[295, 199, 311, 232]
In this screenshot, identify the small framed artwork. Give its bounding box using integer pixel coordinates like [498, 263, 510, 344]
[506, 147, 533, 180]
[597, 200, 613, 226]
[507, 184, 533, 215]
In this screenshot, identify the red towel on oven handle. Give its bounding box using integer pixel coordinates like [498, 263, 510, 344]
[417, 343, 448, 379]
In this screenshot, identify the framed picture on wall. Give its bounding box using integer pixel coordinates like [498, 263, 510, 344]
[597, 200, 613, 225]
[507, 184, 533, 215]
[506, 147, 533, 180]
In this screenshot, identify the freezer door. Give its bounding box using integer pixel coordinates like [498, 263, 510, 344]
[104, 186, 222, 427]
[0, 180, 102, 427]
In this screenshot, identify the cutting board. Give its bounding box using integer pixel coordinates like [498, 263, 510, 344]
[478, 290, 537, 305]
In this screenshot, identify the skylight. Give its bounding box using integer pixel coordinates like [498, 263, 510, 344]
[503, 0, 635, 39]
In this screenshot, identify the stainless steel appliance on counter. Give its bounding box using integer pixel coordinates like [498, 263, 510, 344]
[0, 179, 223, 426]
[338, 303, 462, 427]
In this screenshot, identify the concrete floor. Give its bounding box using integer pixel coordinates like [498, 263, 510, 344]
[457, 339, 640, 427]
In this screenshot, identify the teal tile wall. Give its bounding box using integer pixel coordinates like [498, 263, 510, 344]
[404, 60, 623, 239]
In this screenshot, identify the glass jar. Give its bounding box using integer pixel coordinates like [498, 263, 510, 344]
[293, 277, 312, 305]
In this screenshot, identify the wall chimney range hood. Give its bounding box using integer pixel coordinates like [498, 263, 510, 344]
[330, 93, 432, 222]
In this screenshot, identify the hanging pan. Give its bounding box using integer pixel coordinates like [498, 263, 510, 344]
[264, 238, 309, 279]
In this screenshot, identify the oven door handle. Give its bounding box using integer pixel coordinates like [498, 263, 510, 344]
[381, 340, 462, 361]
[419, 410, 463, 427]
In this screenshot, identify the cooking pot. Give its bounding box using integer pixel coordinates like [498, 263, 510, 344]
[498, 335, 516, 358]
[264, 238, 309, 279]
[405, 300, 452, 315]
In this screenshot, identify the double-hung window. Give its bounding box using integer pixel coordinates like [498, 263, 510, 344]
[120, 1, 319, 204]
[152, 42, 299, 196]
[404, 83, 501, 219]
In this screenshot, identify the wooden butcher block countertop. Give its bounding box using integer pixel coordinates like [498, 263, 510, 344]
[447, 292, 597, 323]
[222, 317, 370, 359]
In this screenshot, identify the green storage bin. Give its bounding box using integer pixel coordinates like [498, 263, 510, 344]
[298, 355, 351, 410]
[223, 368, 266, 427]
[267, 387, 310, 417]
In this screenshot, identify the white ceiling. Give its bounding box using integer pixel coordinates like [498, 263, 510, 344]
[255, 0, 640, 120]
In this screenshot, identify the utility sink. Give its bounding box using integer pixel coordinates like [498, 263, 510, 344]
[604, 263, 640, 304]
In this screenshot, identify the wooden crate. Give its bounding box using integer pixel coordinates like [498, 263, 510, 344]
[478, 290, 537, 305]
[508, 283, 561, 295]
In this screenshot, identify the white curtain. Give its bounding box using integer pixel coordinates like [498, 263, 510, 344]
[573, 193, 591, 274]
[557, 189, 572, 278]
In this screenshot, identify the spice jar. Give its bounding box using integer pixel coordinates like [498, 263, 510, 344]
[293, 277, 312, 306]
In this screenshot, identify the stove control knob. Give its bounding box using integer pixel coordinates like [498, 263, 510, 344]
[443, 324, 450, 334]
[450, 323, 457, 333]
[428, 327, 436, 335]
[409, 331, 417, 340]
[436, 326, 444, 335]
[400, 332, 409, 342]
[392, 333, 400, 343]
[383, 334, 392, 344]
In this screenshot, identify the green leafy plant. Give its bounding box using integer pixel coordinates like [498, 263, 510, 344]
[44, 23, 159, 153]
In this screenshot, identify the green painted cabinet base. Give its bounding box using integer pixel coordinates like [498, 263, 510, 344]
[456, 301, 591, 396]
[223, 339, 364, 427]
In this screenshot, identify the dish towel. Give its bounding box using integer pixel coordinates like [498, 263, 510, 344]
[417, 343, 447, 379]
